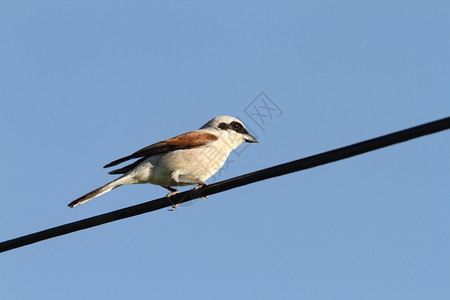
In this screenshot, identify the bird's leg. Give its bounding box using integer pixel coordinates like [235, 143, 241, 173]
[164, 186, 180, 211]
[165, 186, 179, 197]
[194, 181, 209, 199]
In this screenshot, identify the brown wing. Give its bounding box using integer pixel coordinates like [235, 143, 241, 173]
[103, 131, 218, 169]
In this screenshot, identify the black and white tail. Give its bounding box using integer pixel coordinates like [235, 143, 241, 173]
[68, 175, 129, 208]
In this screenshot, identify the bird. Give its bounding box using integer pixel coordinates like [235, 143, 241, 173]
[68, 116, 259, 208]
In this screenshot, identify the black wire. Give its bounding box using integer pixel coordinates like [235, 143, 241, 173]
[1, 117, 449, 253]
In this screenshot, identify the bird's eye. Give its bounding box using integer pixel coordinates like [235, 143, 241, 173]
[232, 122, 242, 130]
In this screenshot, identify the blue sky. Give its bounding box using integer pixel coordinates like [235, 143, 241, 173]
[1, 1, 449, 299]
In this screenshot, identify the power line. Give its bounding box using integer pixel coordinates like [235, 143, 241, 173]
[1, 116, 449, 253]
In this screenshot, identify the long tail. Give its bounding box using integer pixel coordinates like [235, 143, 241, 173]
[68, 175, 130, 208]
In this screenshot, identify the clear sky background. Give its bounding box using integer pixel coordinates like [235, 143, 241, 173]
[1, 1, 449, 299]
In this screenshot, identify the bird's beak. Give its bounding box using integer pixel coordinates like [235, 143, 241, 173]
[244, 133, 259, 144]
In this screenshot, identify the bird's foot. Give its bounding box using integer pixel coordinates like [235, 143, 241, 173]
[166, 190, 179, 198]
[194, 182, 208, 199]
[166, 188, 180, 211]
[168, 203, 179, 211]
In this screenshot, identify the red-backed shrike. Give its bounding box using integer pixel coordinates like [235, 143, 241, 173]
[68, 116, 258, 208]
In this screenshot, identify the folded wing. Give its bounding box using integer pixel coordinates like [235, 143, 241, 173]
[104, 131, 219, 174]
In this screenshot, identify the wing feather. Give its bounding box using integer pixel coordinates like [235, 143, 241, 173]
[103, 131, 218, 169]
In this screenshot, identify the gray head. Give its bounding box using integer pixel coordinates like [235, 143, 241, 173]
[200, 116, 259, 144]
